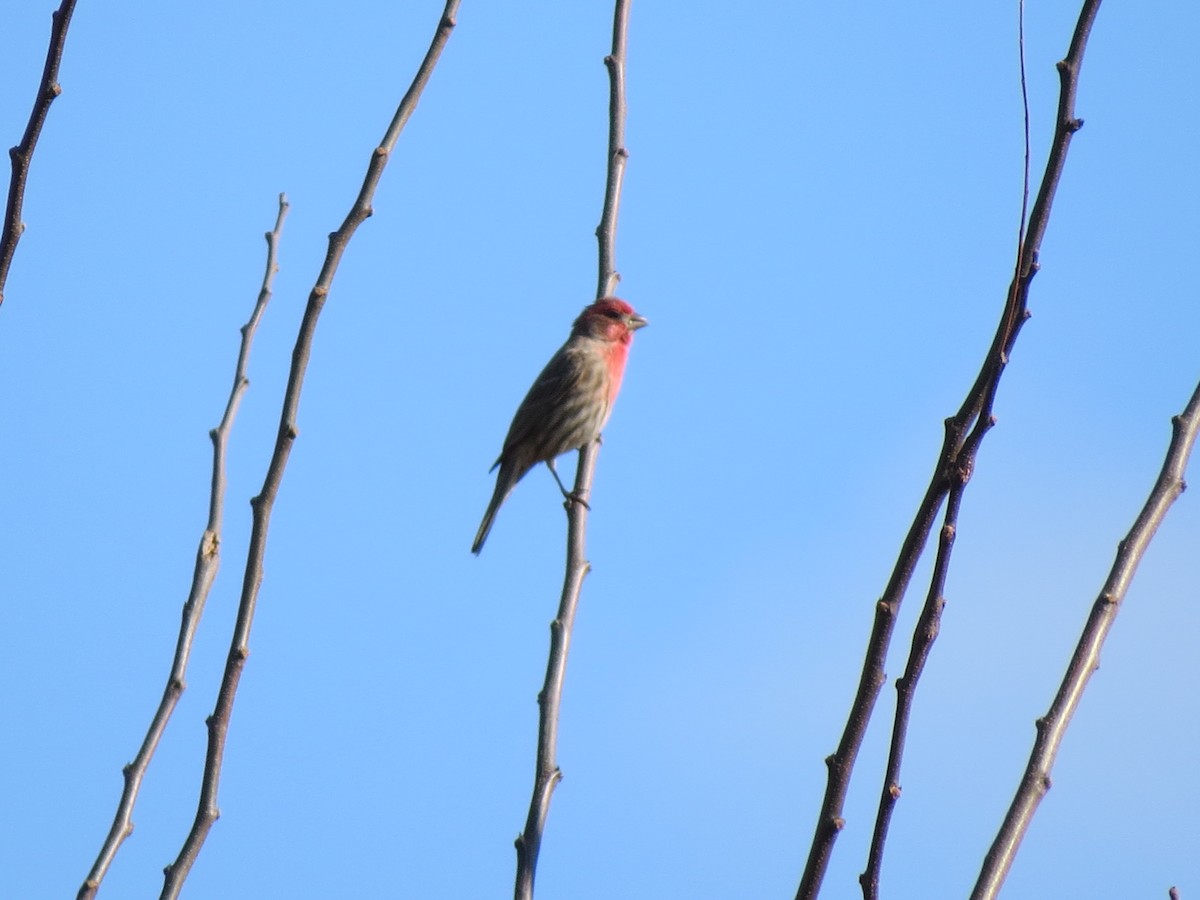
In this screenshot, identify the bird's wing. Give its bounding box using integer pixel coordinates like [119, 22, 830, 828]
[500, 341, 605, 465]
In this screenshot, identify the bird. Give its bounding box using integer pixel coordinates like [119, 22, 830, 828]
[472, 296, 647, 554]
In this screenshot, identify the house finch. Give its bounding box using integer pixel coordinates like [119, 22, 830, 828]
[472, 296, 647, 554]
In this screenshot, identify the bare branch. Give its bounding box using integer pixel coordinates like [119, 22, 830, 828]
[859, 478, 963, 899]
[970, 388, 1200, 899]
[74, 195, 289, 900]
[157, 6, 461, 897]
[513, 3, 631, 898]
[1, 0, 79, 306]
[795, 2, 1104, 897]
[861, 11, 1035, 887]
[595, 0, 630, 300]
[1016, 0, 1031, 254]
[512, 448, 597, 900]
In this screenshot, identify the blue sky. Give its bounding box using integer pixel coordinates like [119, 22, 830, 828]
[3, 1, 1198, 898]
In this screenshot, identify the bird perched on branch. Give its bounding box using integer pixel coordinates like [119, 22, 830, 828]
[472, 296, 647, 554]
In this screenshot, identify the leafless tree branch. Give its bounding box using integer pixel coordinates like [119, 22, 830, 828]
[971, 385, 1200, 900]
[513, 3, 631, 898]
[859, 486, 960, 900]
[594, 1, 629, 303]
[859, 5, 1037, 892]
[75, 195, 289, 900]
[157, 6, 461, 897]
[795, 1, 1103, 896]
[1, 0, 79, 306]
[512, 484, 596, 900]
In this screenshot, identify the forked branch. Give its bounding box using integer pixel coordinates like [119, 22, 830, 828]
[157, 6, 461, 898]
[796, 1, 1103, 897]
[1, 0, 79, 305]
[512, 3, 631, 899]
[861, 8, 1033, 884]
[76, 195, 289, 900]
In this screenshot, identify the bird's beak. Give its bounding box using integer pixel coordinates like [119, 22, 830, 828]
[628, 313, 648, 331]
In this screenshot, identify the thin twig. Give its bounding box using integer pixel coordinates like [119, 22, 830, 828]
[512, 3, 631, 899]
[158, 7, 460, 898]
[1, 0, 79, 306]
[971, 377, 1200, 899]
[594, 0, 630, 302]
[858, 468, 967, 899]
[794, 2, 1103, 896]
[75, 195, 289, 900]
[859, 5, 1036, 893]
[1016, 0, 1031, 254]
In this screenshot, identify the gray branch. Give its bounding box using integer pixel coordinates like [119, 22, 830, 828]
[971, 384, 1200, 898]
[157, 5, 461, 897]
[513, 3, 632, 898]
[76, 195, 289, 900]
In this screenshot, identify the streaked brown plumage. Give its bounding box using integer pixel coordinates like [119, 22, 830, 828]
[472, 297, 647, 554]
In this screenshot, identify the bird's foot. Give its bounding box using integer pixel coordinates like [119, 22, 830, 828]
[561, 489, 591, 511]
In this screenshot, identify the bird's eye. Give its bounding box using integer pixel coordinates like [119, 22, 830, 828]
[602, 308, 621, 319]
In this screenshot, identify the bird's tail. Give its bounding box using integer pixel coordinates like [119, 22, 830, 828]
[471, 465, 517, 555]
